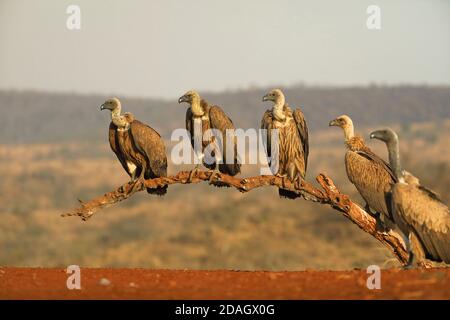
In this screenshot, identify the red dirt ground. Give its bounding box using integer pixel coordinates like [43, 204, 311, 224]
[0, 267, 449, 299]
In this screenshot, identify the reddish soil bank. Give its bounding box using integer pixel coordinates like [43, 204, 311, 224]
[0, 267, 449, 299]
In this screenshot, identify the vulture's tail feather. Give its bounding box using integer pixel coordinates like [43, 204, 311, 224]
[278, 188, 301, 199]
[220, 163, 241, 177]
[147, 185, 168, 196]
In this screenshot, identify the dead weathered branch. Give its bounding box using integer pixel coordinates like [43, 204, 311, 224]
[62, 170, 409, 265]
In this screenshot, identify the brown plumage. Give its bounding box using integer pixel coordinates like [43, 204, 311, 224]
[329, 115, 396, 226]
[101, 98, 168, 195]
[371, 128, 450, 266]
[178, 90, 241, 182]
[261, 89, 309, 199]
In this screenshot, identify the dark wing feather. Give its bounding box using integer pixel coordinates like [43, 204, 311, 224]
[418, 185, 442, 202]
[129, 120, 167, 178]
[356, 147, 398, 183]
[209, 105, 235, 129]
[260, 110, 273, 161]
[185, 107, 195, 149]
[108, 122, 131, 176]
[208, 105, 241, 176]
[293, 108, 309, 172]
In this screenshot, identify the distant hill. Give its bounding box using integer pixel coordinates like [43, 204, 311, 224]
[0, 85, 449, 144]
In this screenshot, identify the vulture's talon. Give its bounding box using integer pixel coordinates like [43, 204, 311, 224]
[208, 170, 220, 185]
[281, 177, 287, 189]
[403, 262, 417, 270]
[294, 176, 303, 189]
[137, 178, 146, 190]
[187, 167, 200, 183]
[364, 204, 375, 215]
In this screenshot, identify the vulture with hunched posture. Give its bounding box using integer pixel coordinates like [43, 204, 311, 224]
[261, 89, 309, 199]
[329, 115, 396, 228]
[370, 128, 450, 266]
[178, 90, 241, 183]
[100, 98, 168, 195]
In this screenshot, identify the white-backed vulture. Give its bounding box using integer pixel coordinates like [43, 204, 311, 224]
[178, 90, 241, 183]
[100, 98, 168, 195]
[370, 128, 450, 266]
[261, 89, 309, 199]
[329, 115, 396, 227]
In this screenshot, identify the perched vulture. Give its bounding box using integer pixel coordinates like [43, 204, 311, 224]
[100, 98, 168, 195]
[178, 90, 241, 182]
[370, 128, 450, 266]
[261, 89, 309, 199]
[329, 115, 396, 228]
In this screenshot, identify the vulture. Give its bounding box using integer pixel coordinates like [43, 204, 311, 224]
[100, 98, 168, 195]
[370, 128, 450, 266]
[261, 89, 309, 199]
[178, 90, 241, 182]
[329, 115, 396, 228]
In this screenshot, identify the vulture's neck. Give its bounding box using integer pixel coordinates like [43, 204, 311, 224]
[387, 138, 404, 182]
[343, 125, 355, 141]
[111, 107, 128, 128]
[191, 97, 204, 117]
[272, 97, 286, 121]
[111, 106, 121, 120]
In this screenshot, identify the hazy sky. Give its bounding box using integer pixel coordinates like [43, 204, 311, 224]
[0, 0, 449, 99]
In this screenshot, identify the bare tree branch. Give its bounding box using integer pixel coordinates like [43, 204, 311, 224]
[61, 170, 409, 266]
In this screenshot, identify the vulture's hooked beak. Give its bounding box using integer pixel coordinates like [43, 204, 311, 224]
[100, 104, 105, 111]
[370, 128, 397, 143]
[370, 131, 381, 140]
[178, 95, 189, 104]
[329, 119, 338, 127]
[262, 94, 269, 102]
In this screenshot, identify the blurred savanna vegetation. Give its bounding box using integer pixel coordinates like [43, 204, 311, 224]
[0, 85, 448, 270]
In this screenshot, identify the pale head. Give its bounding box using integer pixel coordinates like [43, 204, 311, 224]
[369, 128, 398, 144]
[329, 115, 355, 140]
[329, 115, 353, 130]
[262, 89, 285, 104]
[178, 90, 201, 105]
[100, 97, 121, 112]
